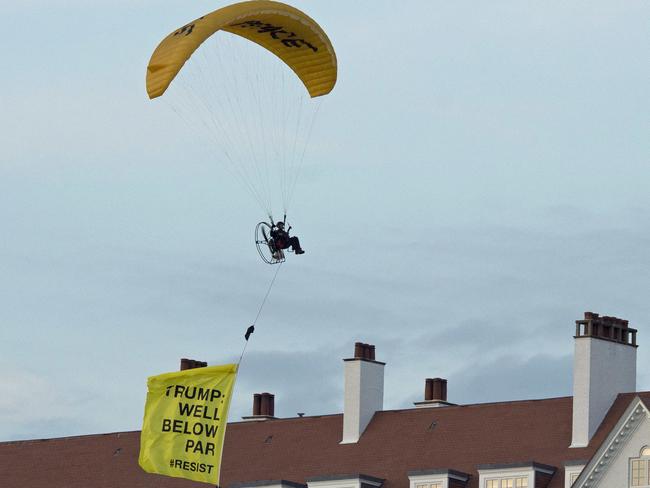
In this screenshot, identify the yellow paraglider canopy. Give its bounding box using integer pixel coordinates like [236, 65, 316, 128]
[146, 0, 337, 99]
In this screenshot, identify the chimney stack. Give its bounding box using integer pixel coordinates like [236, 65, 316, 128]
[243, 392, 276, 421]
[571, 312, 638, 447]
[428, 378, 447, 401]
[341, 342, 385, 444]
[180, 358, 207, 371]
[415, 378, 454, 408]
[354, 342, 376, 360]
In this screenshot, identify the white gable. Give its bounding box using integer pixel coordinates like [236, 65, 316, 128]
[574, 397, 650, 487]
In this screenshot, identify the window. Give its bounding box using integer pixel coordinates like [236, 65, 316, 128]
[631, 446, 650, 487]
[485, 478, 527, 488]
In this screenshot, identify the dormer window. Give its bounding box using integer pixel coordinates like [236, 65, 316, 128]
[478, 462, 555, 488]
[631, 446, 650, 487]
[564, 461, 585, 488]
[485, 477, 527, 488]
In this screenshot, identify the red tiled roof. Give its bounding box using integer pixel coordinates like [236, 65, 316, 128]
[1, 392, 648, 488]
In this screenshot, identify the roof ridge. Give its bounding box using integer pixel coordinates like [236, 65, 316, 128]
[229, 412, 343, 424]
[376, 394, 574, 414]
[0, 430, 140, 445]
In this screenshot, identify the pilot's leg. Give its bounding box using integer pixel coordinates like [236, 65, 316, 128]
[289, 237, 304, 254]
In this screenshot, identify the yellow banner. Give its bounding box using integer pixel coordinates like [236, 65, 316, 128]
[139, 363, 238, 485]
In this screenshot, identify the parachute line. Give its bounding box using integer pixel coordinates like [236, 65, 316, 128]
[163, 32, 322, 216]
[285, 98, 322, 213]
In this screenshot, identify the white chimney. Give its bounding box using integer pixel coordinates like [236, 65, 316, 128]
[341, 342, 384, 444]
[571, 312, 638, 448]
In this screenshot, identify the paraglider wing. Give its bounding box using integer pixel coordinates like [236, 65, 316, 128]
[146, 0, 337, 99]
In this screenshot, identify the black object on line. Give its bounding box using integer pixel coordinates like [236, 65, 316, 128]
[237, 262, 283, 366]
[244, 325, 254, 341]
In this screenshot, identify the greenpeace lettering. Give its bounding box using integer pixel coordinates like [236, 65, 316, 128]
[146, 1, 337, 103]
[139, 364, 238, 485]
[172, 17, 204, 37]
[230, 20, 318, 52]
[173, 23, 195, 36]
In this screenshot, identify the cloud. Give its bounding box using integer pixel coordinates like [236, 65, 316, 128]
[451, 353, 573, 405]
[224, 347, 343, 420]
[1, 0, 649, 442]
[0, 368, 95, 440]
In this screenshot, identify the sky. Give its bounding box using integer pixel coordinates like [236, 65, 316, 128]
[1, 0, 648, 441]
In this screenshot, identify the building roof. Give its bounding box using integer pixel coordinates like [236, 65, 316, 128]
[1, 392, 648, 488]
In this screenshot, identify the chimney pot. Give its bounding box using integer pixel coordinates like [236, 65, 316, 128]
[425, 378, 434, 401]
[354, 342, 377, 360]
[259, 392, 275, 417]
[268, 394, 275, 417]
[415, 378, 453, 408]
[244, 393, 275, 421]
[253, 393, 262, 416]
[430, 378, 447, 401]
[260, 393, 270, 416]
[576, 312, 637, 346]
[432, 378, 442, 400]
[415, 378, 452, 408]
